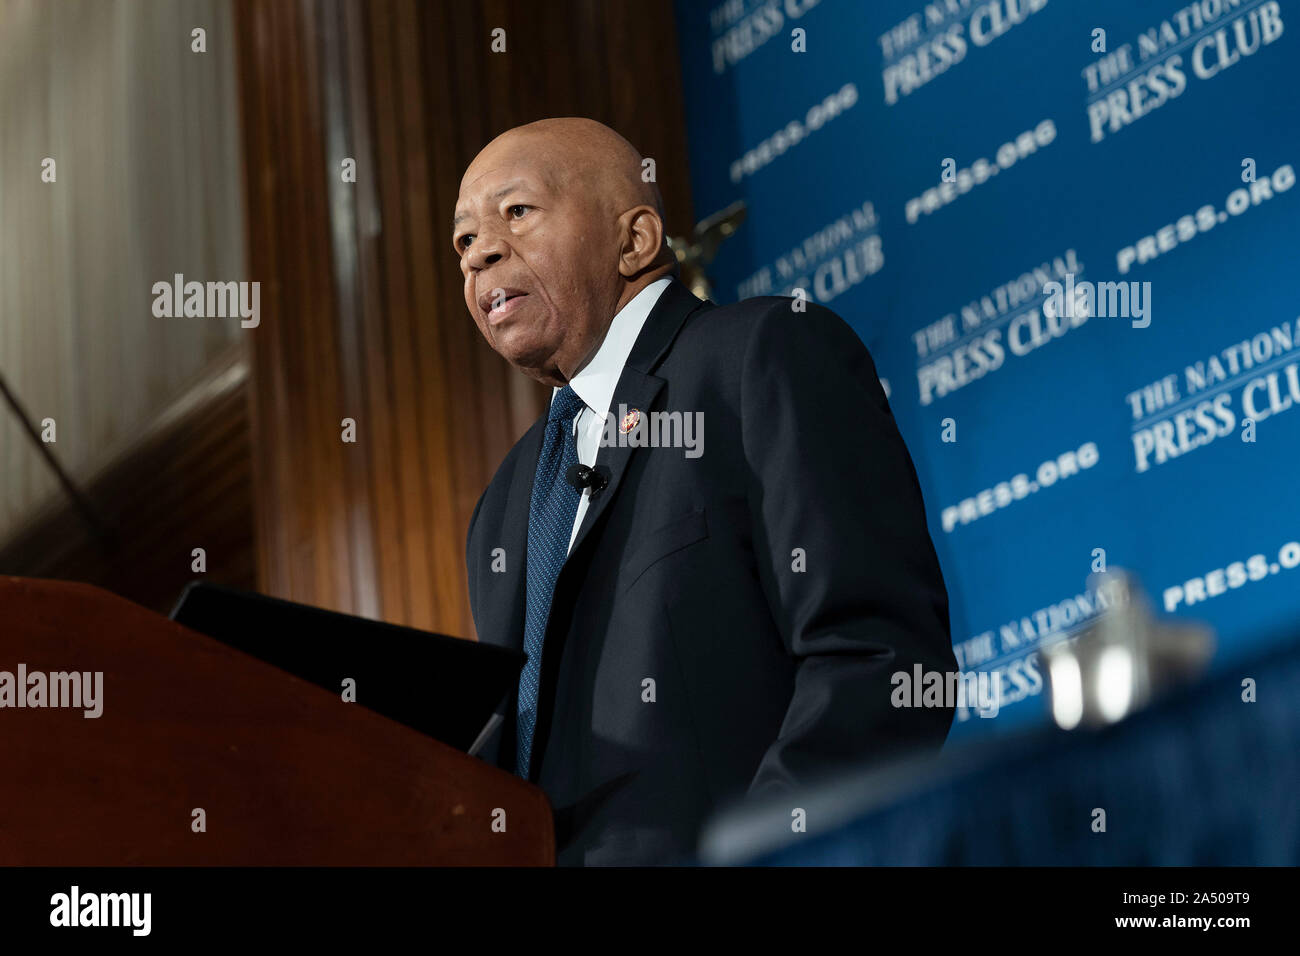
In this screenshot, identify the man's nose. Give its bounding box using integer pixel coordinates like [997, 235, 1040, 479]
[466, 230, 508, 270]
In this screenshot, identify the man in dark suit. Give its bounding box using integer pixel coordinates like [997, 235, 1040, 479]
[456, 118, 955, 865]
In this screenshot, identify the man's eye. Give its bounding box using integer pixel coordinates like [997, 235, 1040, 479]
[458, 234, 475, 250]
[508, 204, 530, 218]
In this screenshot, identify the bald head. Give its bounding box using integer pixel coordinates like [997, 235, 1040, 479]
[453, 118, 677, 387]
[470, 117, 668, 224]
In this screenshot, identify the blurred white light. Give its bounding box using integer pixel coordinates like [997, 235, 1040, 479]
[1096, 645, 1134, 723]
[1049, 654, 1083, 730]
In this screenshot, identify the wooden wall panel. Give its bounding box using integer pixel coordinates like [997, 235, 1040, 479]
[0, 0, 248, 547]
[232, 0, 694, 639]
[0, 348, 257, 614]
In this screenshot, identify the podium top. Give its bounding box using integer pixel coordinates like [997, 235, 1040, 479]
[0, 576, 554, 865]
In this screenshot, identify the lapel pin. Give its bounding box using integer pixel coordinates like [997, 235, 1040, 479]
[620, 408, 640, 434]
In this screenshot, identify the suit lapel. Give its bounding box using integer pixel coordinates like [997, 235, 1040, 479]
[566, 368, 662, 558]
[566, 278, 709, 559]
[492, 417, 545, 655]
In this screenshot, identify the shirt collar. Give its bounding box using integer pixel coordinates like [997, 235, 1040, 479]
[552, 277, 673, 423]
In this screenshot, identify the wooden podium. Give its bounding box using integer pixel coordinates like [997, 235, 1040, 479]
[0, 577, 554, 865]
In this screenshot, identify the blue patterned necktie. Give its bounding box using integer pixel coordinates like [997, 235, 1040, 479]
[516, 384, 586, 778]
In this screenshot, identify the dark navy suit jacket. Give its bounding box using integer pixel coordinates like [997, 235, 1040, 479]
[466, 278, 955, 865]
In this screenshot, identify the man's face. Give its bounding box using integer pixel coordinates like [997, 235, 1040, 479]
[453, 140, 620, 385]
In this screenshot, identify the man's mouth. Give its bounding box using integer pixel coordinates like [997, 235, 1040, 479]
[480, 288, 529, 320]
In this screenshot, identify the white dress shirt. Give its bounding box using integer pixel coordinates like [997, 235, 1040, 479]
[552, 277, 673, 555]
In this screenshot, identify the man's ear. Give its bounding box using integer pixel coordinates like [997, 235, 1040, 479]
[617, 205, 666, 277]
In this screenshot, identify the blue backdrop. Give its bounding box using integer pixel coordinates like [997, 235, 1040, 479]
[673, 0, 1300, 739]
